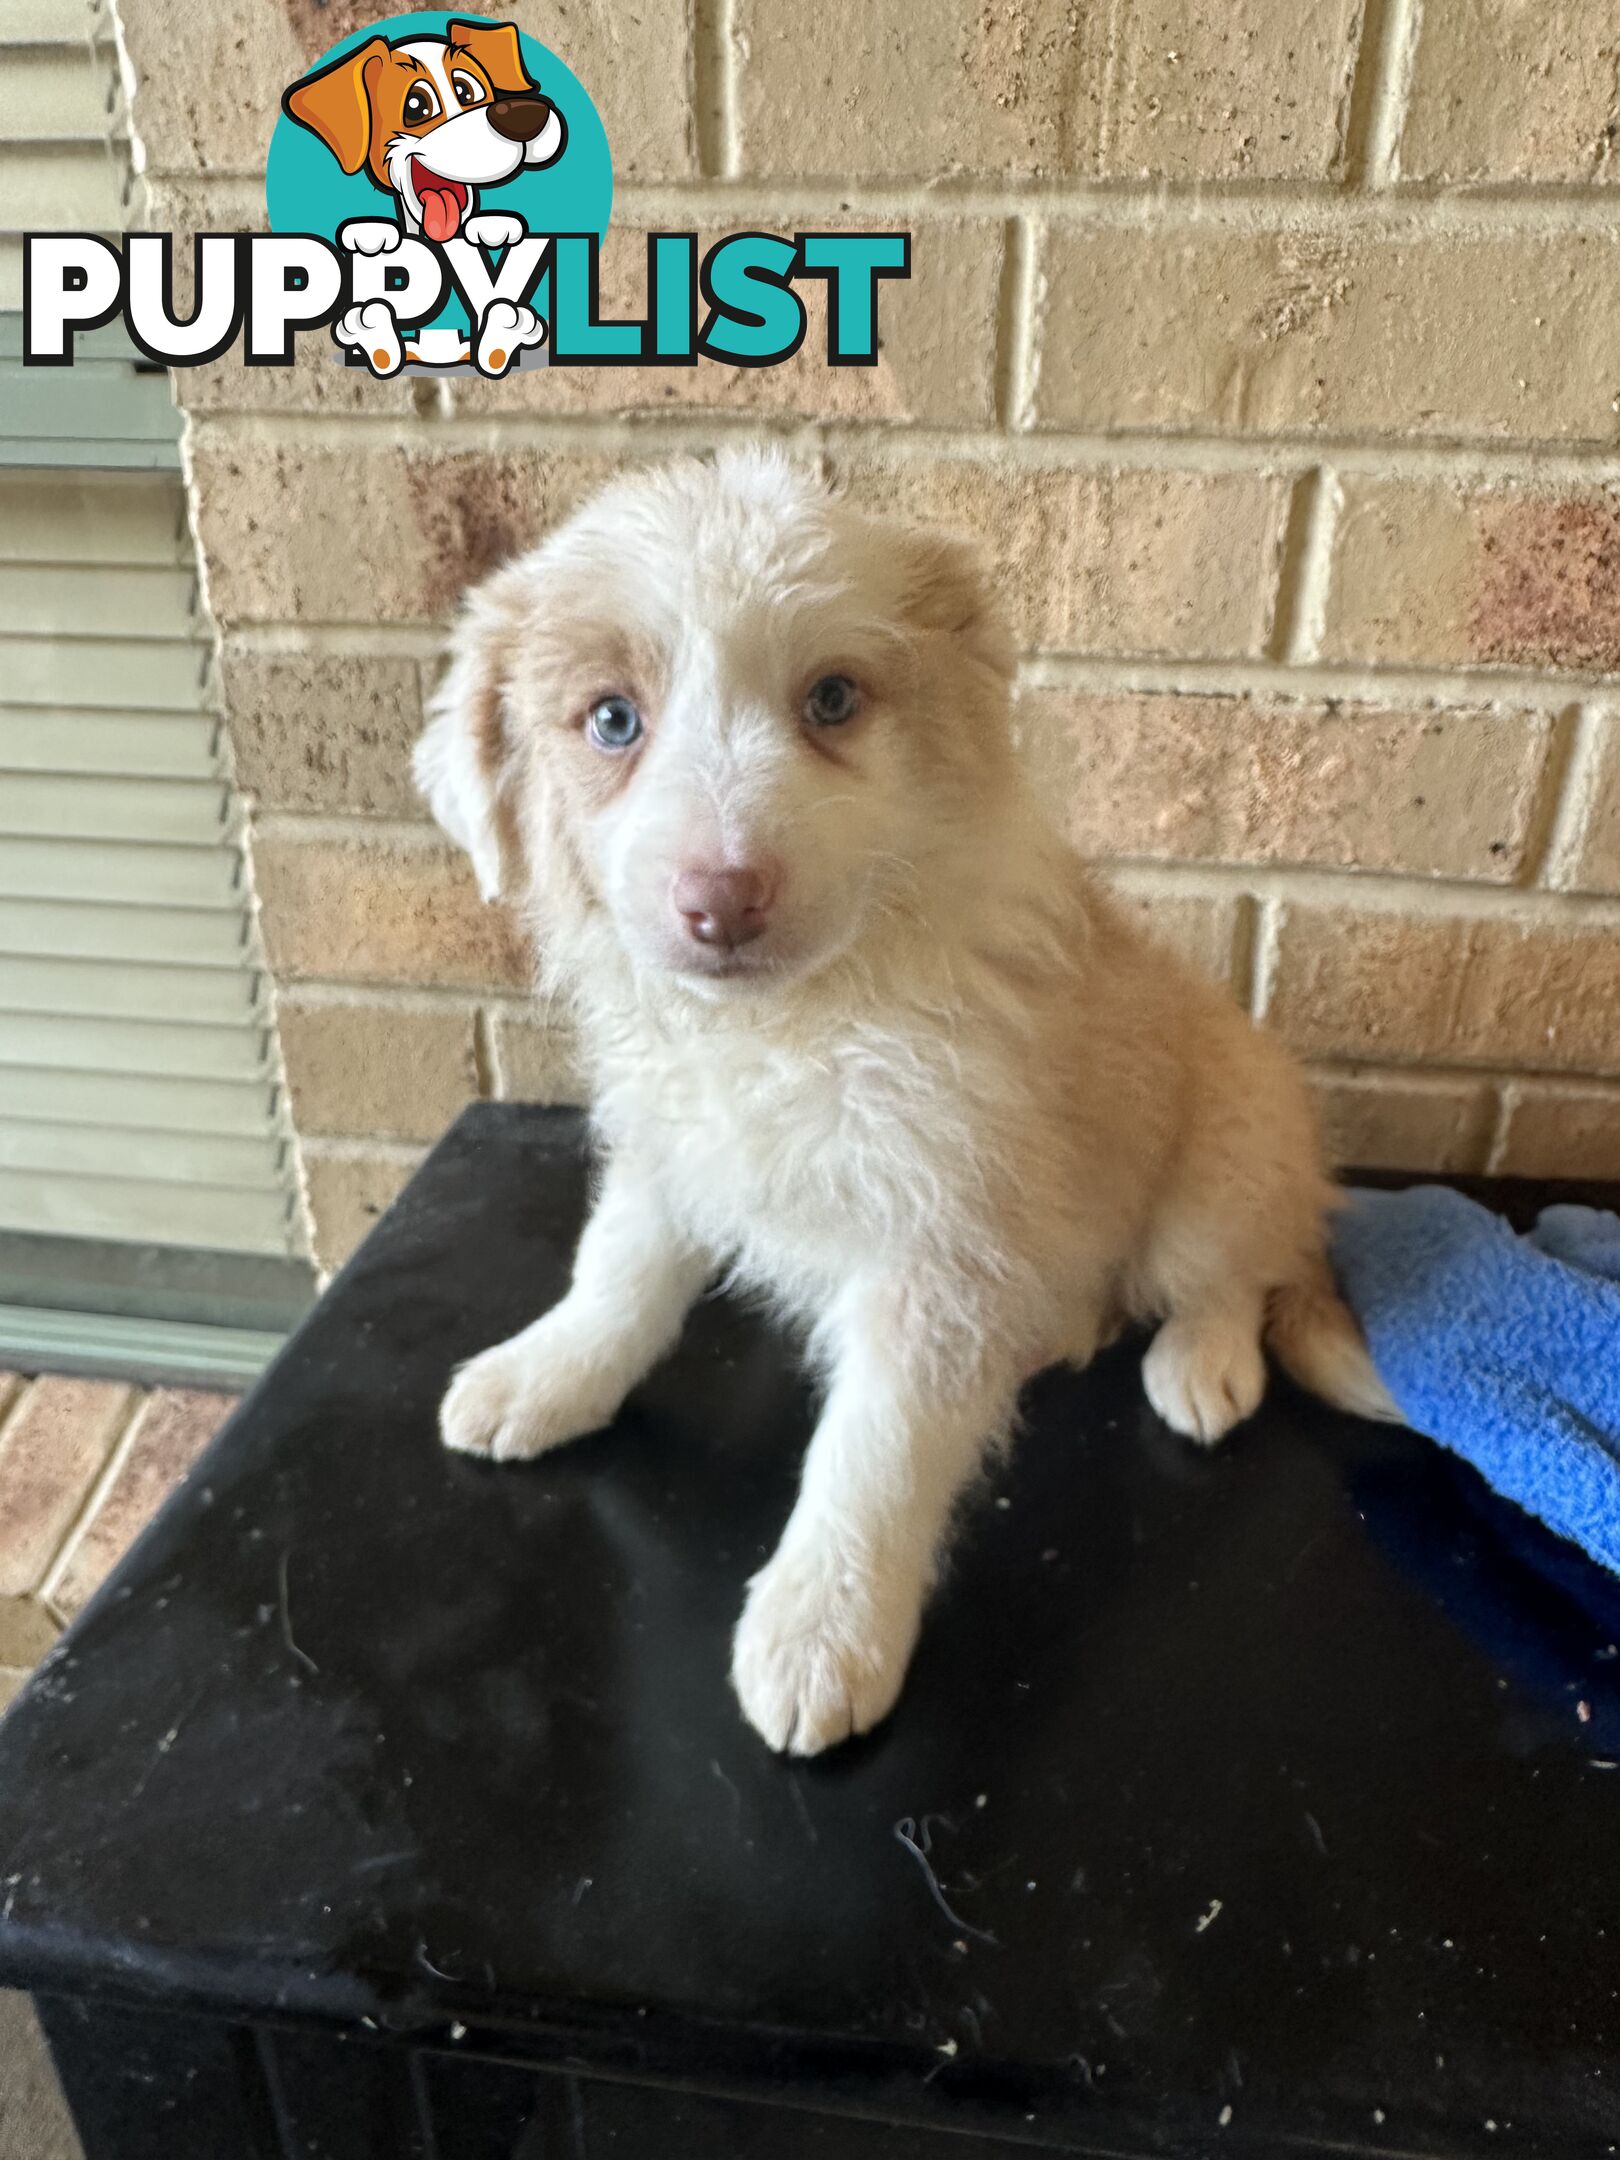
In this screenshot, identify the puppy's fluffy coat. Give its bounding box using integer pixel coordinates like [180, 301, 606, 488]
[416, 447, 1392, 1756]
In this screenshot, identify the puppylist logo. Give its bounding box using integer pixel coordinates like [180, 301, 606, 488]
[22, 10, 910, 381]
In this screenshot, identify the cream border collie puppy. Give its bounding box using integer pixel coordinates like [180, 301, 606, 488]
[414, 448, 1393, 1757]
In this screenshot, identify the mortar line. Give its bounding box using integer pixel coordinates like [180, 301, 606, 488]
[298, 1135, 432, 1165]
[992, 216, 1039, 434]
[1099, 856, 1620, 927]
[296, 1119, 475, 1152]
[224, 623, 1620, 712]
[1228, 894, 1261, 1015]
[184, 406, 1620, 485]
[690, 0, 733, 180]
[148, 164, 1620, 232]
[251, 802, 437, 832]
[269, 982, 538, 1023]
[477, 1004, 507, 1098]
[715, 0, 741, 178]
[1319, 1048, 1620, 1095]
[279, 980, 485, 1013]
[1247, 896, 1283, 1020]
[38, 1386, 152, 1612]
[1331, 0, 1380, 182]
[1483, 1082, 1518, 1176]
[471, 1006, 497, 1100]
[1265, 473, 1317, 665]
[1530, 702, 1606, 890]
[1306, 1054, 1569, 1091]
[1292, 470, 1342, 665]
[1341, 0, 1424, 187]
[1018, 653, 1619, 709]
[222, 623, 448, 660]
[1482, 1071, 1620, 1101]
[0, 1375, 34, 1452]
[281, 983, 557, 1029]
[253, 812, 450, 846]
[1365, 0, 1424, 187]
[1463, 1083, 1506, 1174]
[1267, 468, 1342, 665]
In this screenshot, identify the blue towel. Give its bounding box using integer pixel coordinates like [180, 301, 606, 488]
[1331, 1186, 1620, 1574]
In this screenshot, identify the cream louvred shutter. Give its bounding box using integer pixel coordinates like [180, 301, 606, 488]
[0, 0, 128, 323]
[0, 471, 308, 1258]
[0, 0, 309, 1271]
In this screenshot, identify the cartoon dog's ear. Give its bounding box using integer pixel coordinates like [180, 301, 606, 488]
[414, 571, 528, 902]
[897, 526, 1016, 681]
[282, 36, 389, 176]
[447, 19, 535, 96]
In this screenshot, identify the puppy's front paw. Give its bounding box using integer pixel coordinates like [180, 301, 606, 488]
[337, 219, 402, 256]
[439, 1332, 622, 1463]
[475, 297, 546, 377]
[731, 1544, 918, 1756]
[334, 299, 402, 377]
[1142, 1311, 1266, 1448]
[464, 211, 526, 249]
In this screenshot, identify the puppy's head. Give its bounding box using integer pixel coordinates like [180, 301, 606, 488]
[283, 21, 563, 240]
[415, 450, 1016, 999]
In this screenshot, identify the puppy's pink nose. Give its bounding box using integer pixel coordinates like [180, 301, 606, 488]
[673, 864, 776, 950]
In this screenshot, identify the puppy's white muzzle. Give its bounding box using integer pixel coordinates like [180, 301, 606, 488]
[410, 107, 530, 187]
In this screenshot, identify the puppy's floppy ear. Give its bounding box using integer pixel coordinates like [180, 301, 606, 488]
[896, 525, 1016, 681]
[283, 37, 388, 176]
[447, 19, 535, 95]
[414, 574, 528, 903]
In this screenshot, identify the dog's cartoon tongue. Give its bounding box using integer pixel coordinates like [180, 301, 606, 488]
[420, 184, 461, 242]
[412, 163, 466, 242]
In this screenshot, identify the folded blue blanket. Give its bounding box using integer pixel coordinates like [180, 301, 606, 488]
[1331, 1186, 1620, 1574]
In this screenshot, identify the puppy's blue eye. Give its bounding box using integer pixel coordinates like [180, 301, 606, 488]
[587, 695, 643, 751]
[804, 674, 860, 727]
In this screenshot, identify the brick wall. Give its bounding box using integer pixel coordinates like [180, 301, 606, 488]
[111, 0, 1620, 1265]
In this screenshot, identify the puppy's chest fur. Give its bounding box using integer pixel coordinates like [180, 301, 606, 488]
[588, 1004, 998, 1297]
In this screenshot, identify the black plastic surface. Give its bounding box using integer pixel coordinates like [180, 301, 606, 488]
[2, 1106, 1620, 2156]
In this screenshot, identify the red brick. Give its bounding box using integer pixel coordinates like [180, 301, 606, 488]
[0, 1378, 134, 1600]
[51, 1390, 235, 1617]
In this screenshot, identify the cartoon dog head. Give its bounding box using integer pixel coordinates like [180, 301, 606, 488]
[283, 20, 566, 242]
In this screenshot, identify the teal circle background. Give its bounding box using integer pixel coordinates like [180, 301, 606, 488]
[266, 11, 612, 251]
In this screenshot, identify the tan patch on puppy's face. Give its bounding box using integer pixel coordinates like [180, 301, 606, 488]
[508, 611, 672, 817]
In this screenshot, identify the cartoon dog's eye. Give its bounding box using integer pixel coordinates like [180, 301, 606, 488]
[587, 695, 643, 751]
[403, 83, 440, 126]
[451, 70, 485, 108]
[803, 674, 861, 727]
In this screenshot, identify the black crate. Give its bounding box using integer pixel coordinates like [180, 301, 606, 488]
[3, 1107, 1619, 2157]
